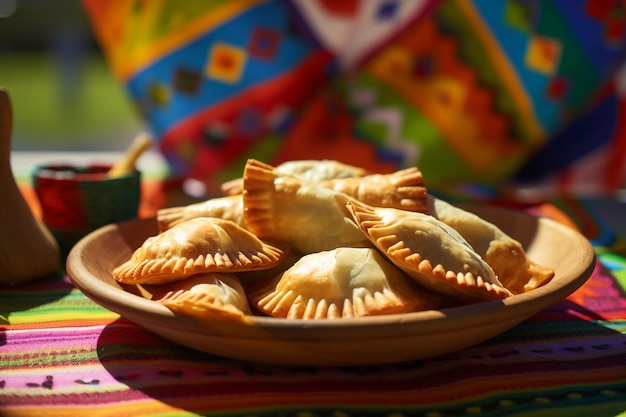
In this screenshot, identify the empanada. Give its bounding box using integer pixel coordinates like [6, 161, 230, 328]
[346, 200, 511, 302]
[242, 159, 371, 254]
[152, 272, 252, 321]
[236, 249, 302, 282]
[427, 196, 554, 294]
[112, 217, 288, 284]
[320, 167, 428, 212]
[275, 159, 370, 181]
[251, 247, 442, 319]
[156, 194, 245, 232]
[221, 159, 369, 196]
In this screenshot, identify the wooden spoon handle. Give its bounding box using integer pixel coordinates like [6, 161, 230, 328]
[107, 132, 153, 178]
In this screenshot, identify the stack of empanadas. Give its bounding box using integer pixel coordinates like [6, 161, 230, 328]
[112, 158, 554, 322]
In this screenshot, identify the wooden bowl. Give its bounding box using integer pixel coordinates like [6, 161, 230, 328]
[66, 205, 595, 366]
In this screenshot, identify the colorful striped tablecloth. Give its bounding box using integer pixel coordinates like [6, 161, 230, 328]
[1, 192, 626, 417]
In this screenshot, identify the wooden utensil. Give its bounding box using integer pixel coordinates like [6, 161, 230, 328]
[0, 88, 60, 284]
[107, 131, 153, 178]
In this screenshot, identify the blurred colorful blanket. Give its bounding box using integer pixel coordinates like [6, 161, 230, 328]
[1, 193, 625, 417]
[83, 0, 626, 195]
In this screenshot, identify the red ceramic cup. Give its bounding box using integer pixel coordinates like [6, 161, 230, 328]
[32, 163, 141, 256]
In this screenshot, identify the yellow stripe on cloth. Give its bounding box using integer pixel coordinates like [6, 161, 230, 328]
[90, 0, 266, 81]
[457, 0, 544, 145]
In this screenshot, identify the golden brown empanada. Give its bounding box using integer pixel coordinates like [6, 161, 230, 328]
[320, 167, 428, 212]
[251, 247, 442, 319]
[346, 200, 511, 302]
[236, 249, 302, 282]
[427, 196, 554, 294]
[221, 159, 369, 196]
[152, 272, 252, 321]
[156, 194, 245, 232]
[112, 217, 288, 285]
[242, 159, 371, 254]
[220, 177, 245, 196]
[275, 159, 370, 181]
